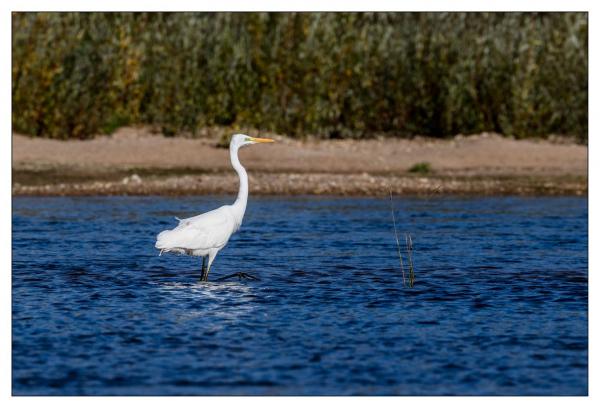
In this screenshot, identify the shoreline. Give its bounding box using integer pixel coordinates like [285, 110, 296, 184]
[12, 128, 588, 197]
[12, 171, 587, 197]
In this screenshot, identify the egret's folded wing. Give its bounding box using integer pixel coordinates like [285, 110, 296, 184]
[156, 207, 235, 250]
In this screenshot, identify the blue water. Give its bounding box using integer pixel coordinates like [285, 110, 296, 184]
[12, 196, 587, 395]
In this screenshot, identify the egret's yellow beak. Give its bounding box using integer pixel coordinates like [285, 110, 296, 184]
[250, 137, 275, 143]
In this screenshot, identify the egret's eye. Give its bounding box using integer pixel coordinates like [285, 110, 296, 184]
[244, 137, 252, 143]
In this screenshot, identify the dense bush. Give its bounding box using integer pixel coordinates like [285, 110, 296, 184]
[12, 12, 588, 141]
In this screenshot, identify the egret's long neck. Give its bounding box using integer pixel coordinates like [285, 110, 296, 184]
[230, 146, 248, 224]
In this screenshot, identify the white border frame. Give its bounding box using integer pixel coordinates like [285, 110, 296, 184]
[3, 1, 595, 407]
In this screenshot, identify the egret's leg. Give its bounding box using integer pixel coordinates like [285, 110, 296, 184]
[203, 251, 219, 282]
[200, 251, 217, 282]
[200, 256, 208, 282]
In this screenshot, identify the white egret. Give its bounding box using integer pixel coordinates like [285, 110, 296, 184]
[155, 134, 274, 281]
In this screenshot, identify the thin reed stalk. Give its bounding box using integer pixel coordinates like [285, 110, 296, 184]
[389, 188, 406, 287]
[405, 233, 415, 287]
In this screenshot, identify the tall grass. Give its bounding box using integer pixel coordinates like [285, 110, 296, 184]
[12, 12, 588, 141]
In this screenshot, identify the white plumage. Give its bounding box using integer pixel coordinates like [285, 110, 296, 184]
[155, 134, 274, 281]
[156, 206, 239, 256]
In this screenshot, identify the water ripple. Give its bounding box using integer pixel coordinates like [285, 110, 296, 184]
[12, 196, 587, 395]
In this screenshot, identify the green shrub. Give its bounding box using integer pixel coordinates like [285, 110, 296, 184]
[408, 162, 432, 174]
[12, 12, 588, 141]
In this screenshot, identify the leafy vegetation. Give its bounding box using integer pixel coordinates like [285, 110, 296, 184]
[12, 12, 588, 141]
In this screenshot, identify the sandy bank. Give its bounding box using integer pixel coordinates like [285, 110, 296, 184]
[12, 128, 587, 196]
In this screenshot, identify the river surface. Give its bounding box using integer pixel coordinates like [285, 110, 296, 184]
[12, 196, 588, 395]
